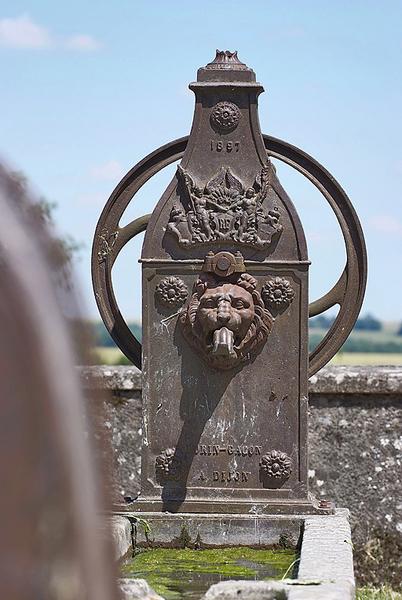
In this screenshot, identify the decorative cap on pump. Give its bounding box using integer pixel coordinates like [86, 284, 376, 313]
[196, 49, 257, 83]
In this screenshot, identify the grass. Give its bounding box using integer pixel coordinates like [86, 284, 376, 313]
[92, 346, 402, 366]
[330, 352, 402, 365]
[357, 586, 402, 599]
[92, 346, 125, 364]
[310, 328, 402, 354]
[90, 322, 402, 366]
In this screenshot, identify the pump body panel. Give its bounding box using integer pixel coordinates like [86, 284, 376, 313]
[139, 52, 313, 513]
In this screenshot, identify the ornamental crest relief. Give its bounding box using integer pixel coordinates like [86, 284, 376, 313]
[166, 164, 283, 250]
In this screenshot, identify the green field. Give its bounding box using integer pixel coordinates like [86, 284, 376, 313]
[92, 346, 124, 365]
[92, 347, 402, 367]
[91, 320, 402, 365]
[90, 321, 402, 366]
[309, 327, 402, 354]
[331, 353, 402, 365]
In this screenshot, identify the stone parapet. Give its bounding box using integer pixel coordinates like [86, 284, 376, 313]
[80, 364, 402, 395]
[82, 365, 402, 586]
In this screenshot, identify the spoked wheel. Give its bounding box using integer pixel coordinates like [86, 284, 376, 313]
[91, 135, 367, 377]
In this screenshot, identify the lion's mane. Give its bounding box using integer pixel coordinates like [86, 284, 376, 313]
[179, 272, 273, 370]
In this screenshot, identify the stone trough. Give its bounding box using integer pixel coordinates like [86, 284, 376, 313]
[112, 509, 355, 599]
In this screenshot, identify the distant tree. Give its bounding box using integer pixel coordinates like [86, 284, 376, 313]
[309, 315, 335, 329]
[92, 320, 141, 347]
[397, 323, 402, 336]
[354, 314, 382, 332]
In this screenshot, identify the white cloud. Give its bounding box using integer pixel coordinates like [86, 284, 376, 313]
[0, 13, 51, 48]
[369, 215, 402, 236]
[90, 160, 125, 182]
[0, 13, 101, 51]
[64, 34, 101, 51]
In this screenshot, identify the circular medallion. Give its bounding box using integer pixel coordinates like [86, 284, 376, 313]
[155, 448, 182, 484]
[155, 276, 188, 308]
[210, 101, 241, 133]
[260, 450, 292, 480]
[262, 277, 295, 312]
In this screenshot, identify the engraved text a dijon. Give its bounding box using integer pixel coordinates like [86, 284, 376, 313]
[214, 471, 251, 483]
[197, 471, 252, 483]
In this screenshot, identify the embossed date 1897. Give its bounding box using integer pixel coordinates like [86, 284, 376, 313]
[210, 140, 240, 153]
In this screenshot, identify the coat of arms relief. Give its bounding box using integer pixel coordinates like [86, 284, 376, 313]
[166, 163, 283, 250]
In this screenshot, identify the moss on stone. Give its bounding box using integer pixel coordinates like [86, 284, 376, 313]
[122, 547, 297, 599]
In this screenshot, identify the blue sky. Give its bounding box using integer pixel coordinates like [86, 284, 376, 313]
[1, 1, 401, 322]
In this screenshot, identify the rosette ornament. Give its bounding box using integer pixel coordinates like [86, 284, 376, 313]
[155, 276, 188, 308]
[262, 277, 295, 312]
[210, 101, 241, 133]
[260, 450, 292, 480]
[155, 448, 181, 484]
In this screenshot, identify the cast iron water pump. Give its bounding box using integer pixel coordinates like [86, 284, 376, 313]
[92, 51, 366, 514]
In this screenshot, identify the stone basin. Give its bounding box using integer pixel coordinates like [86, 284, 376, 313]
[112, 509, 355, 599]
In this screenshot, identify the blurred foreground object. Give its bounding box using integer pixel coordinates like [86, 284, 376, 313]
[0, 165, 119, 600]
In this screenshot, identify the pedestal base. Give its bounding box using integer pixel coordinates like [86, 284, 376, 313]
[118, 511, 305, 548]
[113, 495, 334, 548]
[114, 493, 334, 517]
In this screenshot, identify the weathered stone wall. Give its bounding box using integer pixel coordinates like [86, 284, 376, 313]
[81, 365, 402, 586]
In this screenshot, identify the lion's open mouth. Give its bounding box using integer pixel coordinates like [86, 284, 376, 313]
[211, 327, 236, 357]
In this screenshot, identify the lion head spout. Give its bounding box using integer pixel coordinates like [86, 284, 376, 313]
[179, 270, 273, 370]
